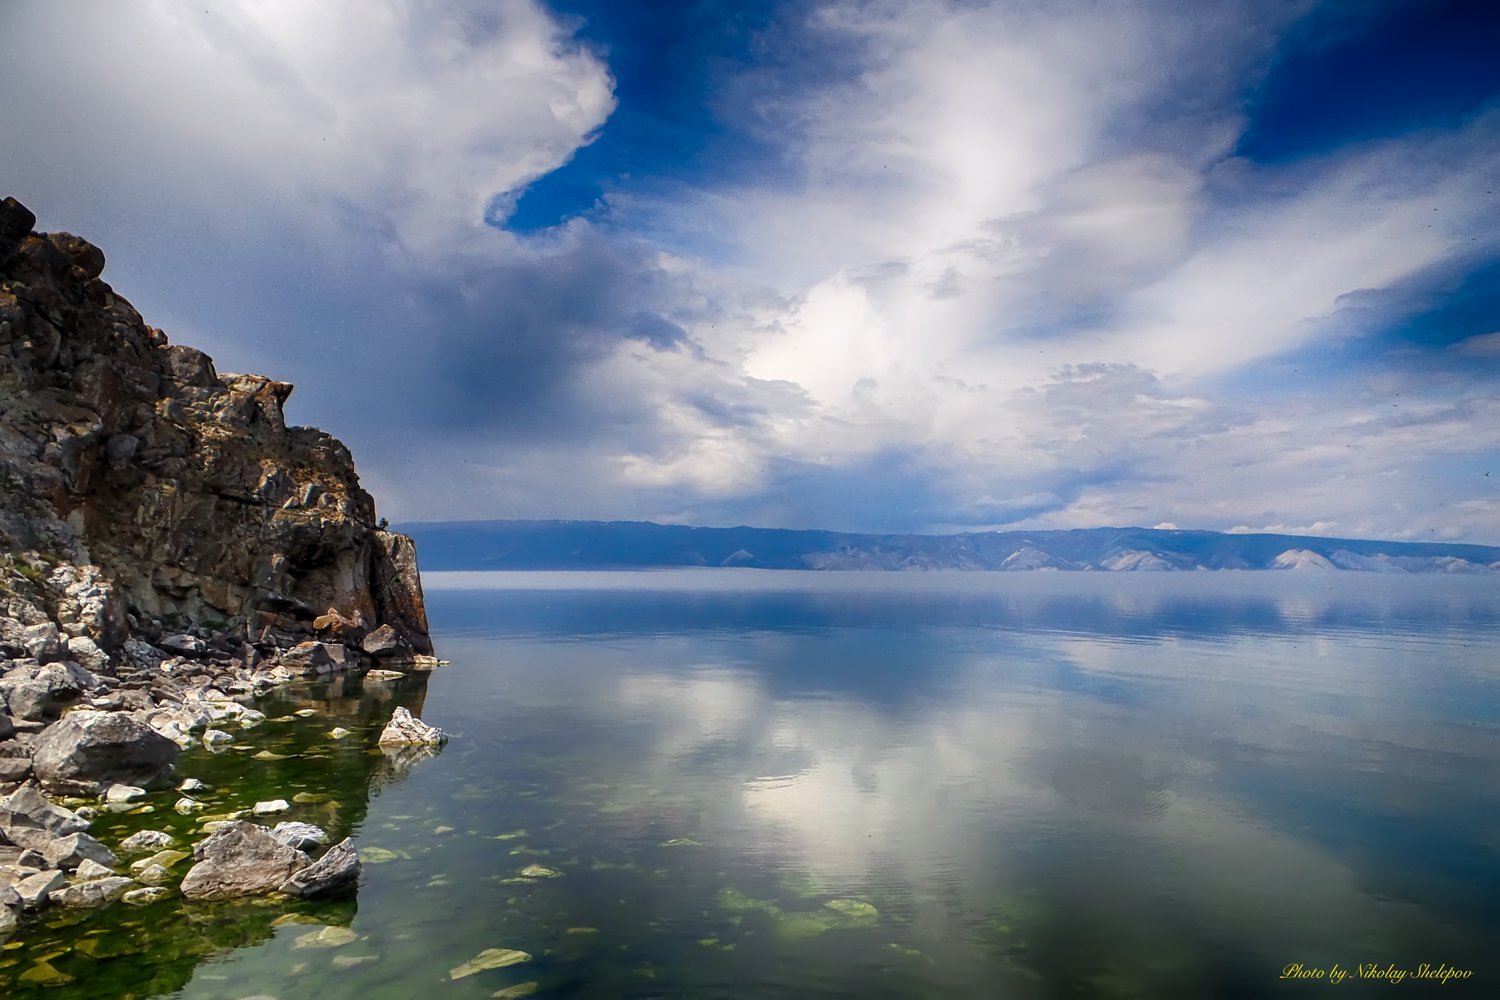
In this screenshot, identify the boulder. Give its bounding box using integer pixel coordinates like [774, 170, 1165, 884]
[13, 869, 65, 909]
[361, 624, 410, 658]
[0, 740, 34, 784]
[282, 641, 335, 674]
[158, 634, 206, 657]
[0, 881, 20, 917]
[31, 711, 180, 794]
[41, 831, 118, 870]
[377, 706, 446, 747]
[178, 821, 310, 900]
[17, 624, 63, 664]
[1, 679, 53, 722]
[279, 837, 361, 898]
[104, 783, 147, 804]
[74, 857, 115, 880]
[0, 783, 91, 840]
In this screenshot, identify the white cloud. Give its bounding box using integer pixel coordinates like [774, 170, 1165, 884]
[0, 0, 614, 251]
[1455, 331, 1500, 356]
[2, 0, 1496, 539]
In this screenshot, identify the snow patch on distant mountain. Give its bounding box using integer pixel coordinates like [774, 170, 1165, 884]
[1102, 550, 1176, 572]
[1273, 549, 1336, 570]
[1000, 545, 1071, 571]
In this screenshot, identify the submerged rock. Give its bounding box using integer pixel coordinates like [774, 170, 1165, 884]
[377, 706, 447, 747]
[122, 885, 170, 905]
[178, 821, 310, 900]
[492, 983, 540, 1000]
[450, 947, 532, 980]
[294, 925, 359, 949]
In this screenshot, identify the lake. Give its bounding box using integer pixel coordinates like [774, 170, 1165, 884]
[5, 571, 1498, 997]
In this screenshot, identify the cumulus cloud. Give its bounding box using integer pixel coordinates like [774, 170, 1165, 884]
[1, 0, 1495, 537]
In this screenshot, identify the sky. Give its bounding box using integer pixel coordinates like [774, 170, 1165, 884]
[2, 0, 1498, 541]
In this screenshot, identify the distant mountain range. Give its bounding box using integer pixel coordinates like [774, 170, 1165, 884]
[396, 520, 1500, 574]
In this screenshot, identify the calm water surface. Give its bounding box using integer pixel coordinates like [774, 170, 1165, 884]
[6, 571, 1499, 998]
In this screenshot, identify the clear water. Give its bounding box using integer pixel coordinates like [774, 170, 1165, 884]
[4, 571, 1498, 998]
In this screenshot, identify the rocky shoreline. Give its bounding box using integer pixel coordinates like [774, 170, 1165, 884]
[1, 195, 446, 939]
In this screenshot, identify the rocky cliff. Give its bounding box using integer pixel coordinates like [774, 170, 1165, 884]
[0, 194, 433, 766]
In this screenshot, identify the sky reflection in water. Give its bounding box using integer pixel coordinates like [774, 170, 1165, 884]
[412, 572, 1500, 996]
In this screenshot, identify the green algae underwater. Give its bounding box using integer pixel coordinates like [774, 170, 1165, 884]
[5, 573, 1500, 998]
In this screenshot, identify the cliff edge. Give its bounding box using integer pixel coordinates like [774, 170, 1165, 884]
[0, 195, 432, 779]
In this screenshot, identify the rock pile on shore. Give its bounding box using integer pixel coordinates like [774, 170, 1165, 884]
[0, 195, 441, 931]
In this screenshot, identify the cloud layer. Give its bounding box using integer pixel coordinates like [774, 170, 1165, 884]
[2, 0, 1496, 539]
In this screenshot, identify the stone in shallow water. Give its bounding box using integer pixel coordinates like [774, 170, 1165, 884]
[104, 783, 147, 804]
[252, 799, 290, 816]
[271, 821, 329, 851]
[332, 953, 378, 969]
[175, 797, 205, 814]
[294, 709, 318, 718]
[123, 886, 170, 905]
[823, 898, 879, 921]
[252, 750, 293, 761]
[0, 783, 91, 840]
[51, 875, 134, 908]
[31, 711, 179, 795]
[178, 778, 207, 792]
[279, 838, 361, 899]
[131, 848, 191, 872]
[14, 869, 66, 908]
[450, 947, 532, 979]
[377, 706, 447, 747]
[328, 727, 352, 739]
[519, 864, 560, 878]
[136, 863, 172, 885]
[294, 925, 359, 949]
[119, 829, 175, 853]
[179, 821, 311, 900]
[75, 857, 115, 880]
[43, 830, 119, 869]
[491, 983, 540, 999]
[19, 960, 73, 986]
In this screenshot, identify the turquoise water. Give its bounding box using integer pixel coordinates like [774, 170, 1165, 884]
[5, 571, 1498, 997]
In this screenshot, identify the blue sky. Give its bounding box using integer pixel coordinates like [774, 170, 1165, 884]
[1, 0, 1497, 541]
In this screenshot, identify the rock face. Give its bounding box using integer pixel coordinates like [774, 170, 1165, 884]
[178, 820, 310, 900]
[0, 194, 432, 722]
